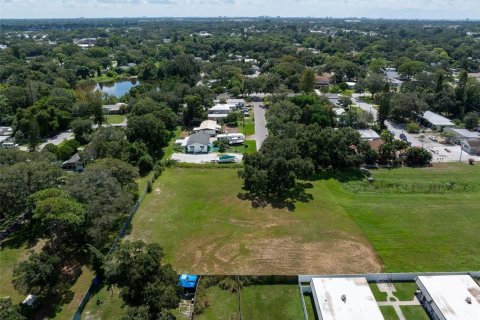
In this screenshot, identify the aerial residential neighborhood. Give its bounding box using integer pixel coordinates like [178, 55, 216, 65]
[1, 3, 480, 320]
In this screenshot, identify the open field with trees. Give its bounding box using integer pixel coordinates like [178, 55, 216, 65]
[130, 167, 381, 275]
[130, 163, 480, 274]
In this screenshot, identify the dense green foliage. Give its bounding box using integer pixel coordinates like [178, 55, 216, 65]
[104, 241, 180, 320]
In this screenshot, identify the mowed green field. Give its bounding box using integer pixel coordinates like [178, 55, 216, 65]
[196, 284, 303, 320]
[130, 163, 480, 274]
[130, 168, 381, 275]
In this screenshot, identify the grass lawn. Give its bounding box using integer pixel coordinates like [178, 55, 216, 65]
[226, 140, 257, 154]
[82, 286, 124, 320]
[400, 306, 430, 320]
[343, 163, 480, 272]
[131, 163, 480, 273]
[0, 239, 95, 320]
[238, 116, 255, 136]
[0, 245, 27, 303]
[240, 285, 304, 319]
[129, 167, 379, 275]
[195, 286, 239, 320]
[303, 293, 316, 320]
[380, 306, 399, 320]
[52, 267, 94, 320]
[392, 282, 417, 301]
[196, 284, 303, 320]
[105, 115, 126, 125]
[369, 283, 387, 301]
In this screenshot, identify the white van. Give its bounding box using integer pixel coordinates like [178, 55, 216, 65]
[2, 142, 18, 149]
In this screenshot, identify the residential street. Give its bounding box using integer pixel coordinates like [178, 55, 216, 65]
[352, 93, 378, 120]
[253, 103, 268, 151]
[38, 130, 74, 150]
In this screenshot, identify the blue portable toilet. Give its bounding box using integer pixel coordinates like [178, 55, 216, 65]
[178, 274, 198, 299]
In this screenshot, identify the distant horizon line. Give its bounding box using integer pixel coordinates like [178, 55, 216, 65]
[0, 16, 479, 22]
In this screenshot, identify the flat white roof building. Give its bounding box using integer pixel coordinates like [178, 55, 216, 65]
[422, 111, 454, 129]
[310, 277, 385, 320]
[193, 120, 221, 135]
[416, 275, 480, 320]
[357, 129, 381, 140]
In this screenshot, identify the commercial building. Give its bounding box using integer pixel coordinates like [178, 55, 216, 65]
[416, 275, 480, 320]
[310, 277, 385, 320]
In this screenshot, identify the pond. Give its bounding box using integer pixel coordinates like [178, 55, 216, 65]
[95, 78, 140, 97]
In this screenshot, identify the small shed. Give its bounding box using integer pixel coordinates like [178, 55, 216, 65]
[178, 274, 198, 299]
[22, 294, 39, 309]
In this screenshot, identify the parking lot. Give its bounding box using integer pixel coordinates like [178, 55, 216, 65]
[171, 152, 243, 164]
[385, 121, 480, 163]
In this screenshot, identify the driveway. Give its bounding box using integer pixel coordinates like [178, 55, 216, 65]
[252, 103, 268, 151]
[352, 93, 378, 120]
[38, 130, 74, 150]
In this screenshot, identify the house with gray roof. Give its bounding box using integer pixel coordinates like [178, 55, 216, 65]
[186, 132, 210, 154]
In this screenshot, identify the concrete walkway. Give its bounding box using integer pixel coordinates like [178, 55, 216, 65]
[253, 103, 268, 151]
[375, 282, 420, 320]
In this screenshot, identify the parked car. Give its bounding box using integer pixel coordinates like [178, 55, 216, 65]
[400, 133, 408, 142]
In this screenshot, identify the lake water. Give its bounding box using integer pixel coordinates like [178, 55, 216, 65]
[95, 79, 140, 97]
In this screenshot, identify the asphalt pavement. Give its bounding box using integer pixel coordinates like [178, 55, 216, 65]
[352, 93, 378, 120]
[253, 103, 268, 151]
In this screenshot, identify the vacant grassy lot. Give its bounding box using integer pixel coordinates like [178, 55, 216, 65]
[343, 163, 480, 272]
[131, 163, 480, 274]
[130, 168, 380, 275]
[196, 284, 303, 320]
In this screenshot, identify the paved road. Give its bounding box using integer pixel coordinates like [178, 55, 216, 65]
[38, 130, 74, 150]
[352, 93, 378, 120]
[253, 103, 268, 151]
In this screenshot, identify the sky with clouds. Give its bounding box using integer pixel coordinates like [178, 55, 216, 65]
[0, 0, 479, 19]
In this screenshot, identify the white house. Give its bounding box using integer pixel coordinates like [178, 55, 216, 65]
[207, 104, 238, 121]
[193, 120, 221, 136]
[443, 127, 480, 143]
[357, 129, 381, 140]
[102, 102, 126, 115]
[186, 132, 210, 154]
[422, 111, 455, 131]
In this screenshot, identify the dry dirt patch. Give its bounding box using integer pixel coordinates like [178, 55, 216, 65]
[175, 235, 382, 275]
